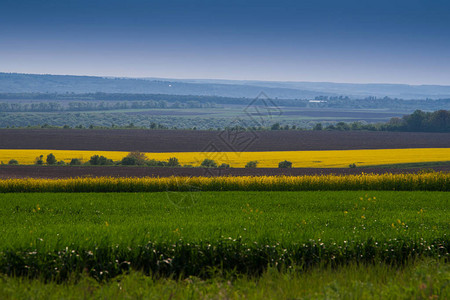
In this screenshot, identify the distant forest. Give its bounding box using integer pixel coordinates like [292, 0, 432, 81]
[0, 100, 217, 112]
[0, 93, 449, 111]
[314, 110, 450, 133]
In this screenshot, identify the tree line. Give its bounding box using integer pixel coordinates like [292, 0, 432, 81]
[1, 92, 449, 110]
[4, 152, 293, 169]
[0, 100, 217, 112]
[313, 110, 450, 133]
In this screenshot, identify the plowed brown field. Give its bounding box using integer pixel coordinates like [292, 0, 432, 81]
[1, 129, 450, 152]
[1, 165, 449, 179]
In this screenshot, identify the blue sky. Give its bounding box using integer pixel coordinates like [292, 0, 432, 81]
[1, 0, 449, 85]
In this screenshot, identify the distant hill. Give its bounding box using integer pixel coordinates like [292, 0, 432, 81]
[0, 73, 326, 99]
[1, 72, 450, 99]
[163, 78, 450, 99]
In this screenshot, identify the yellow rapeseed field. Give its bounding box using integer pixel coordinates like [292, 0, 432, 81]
[0, 148, 449, 167]
[0, 173, 448, 192]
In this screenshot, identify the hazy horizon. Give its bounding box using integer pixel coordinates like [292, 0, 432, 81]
[3, 71, 450, 88]
[1, 0, 449, 85]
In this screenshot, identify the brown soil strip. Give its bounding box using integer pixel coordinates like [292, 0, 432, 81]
[1, 129, 450, 152]
[1, 165, 449, 179]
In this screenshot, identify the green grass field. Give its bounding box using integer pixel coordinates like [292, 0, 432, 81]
[1, 259, 448, 299]
[1, 191, 448, 246]
[0, 191, 448, 281]
[0, 190, 448, 298]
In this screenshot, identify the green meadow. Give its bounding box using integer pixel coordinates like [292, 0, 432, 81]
[0, 191, 447, 283]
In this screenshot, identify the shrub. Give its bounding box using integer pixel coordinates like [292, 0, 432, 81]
[146, 159, 159, 167]
[313, 123, 323, 130]
[35, 155, 44, 165]
[69, 158, 82, 166]
[201, 159, 217, 168]
[143, 159, 166, 167]
[156, 161, 168, 167]
[56, 160, 66, 166]
[121, 152, 148, 166]
[90, 155, 114, 166]
[278, 160, 293, 168]
[336, 122, 351, 131]
[245, 161, 258, 168]
[8, 159, 19, 165]
[167, 157, 180, 167]
[99, 156, 114, 165]
[89, 155, 101, 165]
[271, 123, 281, 130]
[46, 153, 57, 165]
[349, 163, 357, 168]
[219, 163, 230, 169]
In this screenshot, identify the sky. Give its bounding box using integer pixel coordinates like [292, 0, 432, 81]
[1, 0, 449, 85]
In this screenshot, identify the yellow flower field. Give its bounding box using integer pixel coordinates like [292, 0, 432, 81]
[1, 148, 449, 167]
[0, 172, 449, 192]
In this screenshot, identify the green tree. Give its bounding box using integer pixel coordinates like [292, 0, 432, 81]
[89, 155, 101, 165]
[313, 123, 323, 130]
[167, 157, 180, 167]
[278, 160, 292, 168]
[121, 152, 148, 166]
[90, 155, 114, 166]
[245, 161, 258, 168]
[8, 159, 19, 165]
[201, 159, 217, 168]
[69, 158, 82, 165]
[46, 153, 57, 165]
[271, 123, 281, 130]
[35, 155, 44, 165]
[403, 110, 427, 131]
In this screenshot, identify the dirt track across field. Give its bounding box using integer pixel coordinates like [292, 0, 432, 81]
[1, 129, 450, 152]
[1, 165, 449, 179]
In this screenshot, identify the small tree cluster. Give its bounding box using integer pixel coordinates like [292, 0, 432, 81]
[201, 159, 217, 168]
[245, 161, 258, 168]
[89, 155, 114, 166]
[70, 158, 82, 165]
[35, 155, 44, 165]
[278, 160, 293, 168]
[121, 151, 148, 166]
[8, 159, 19, 165]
